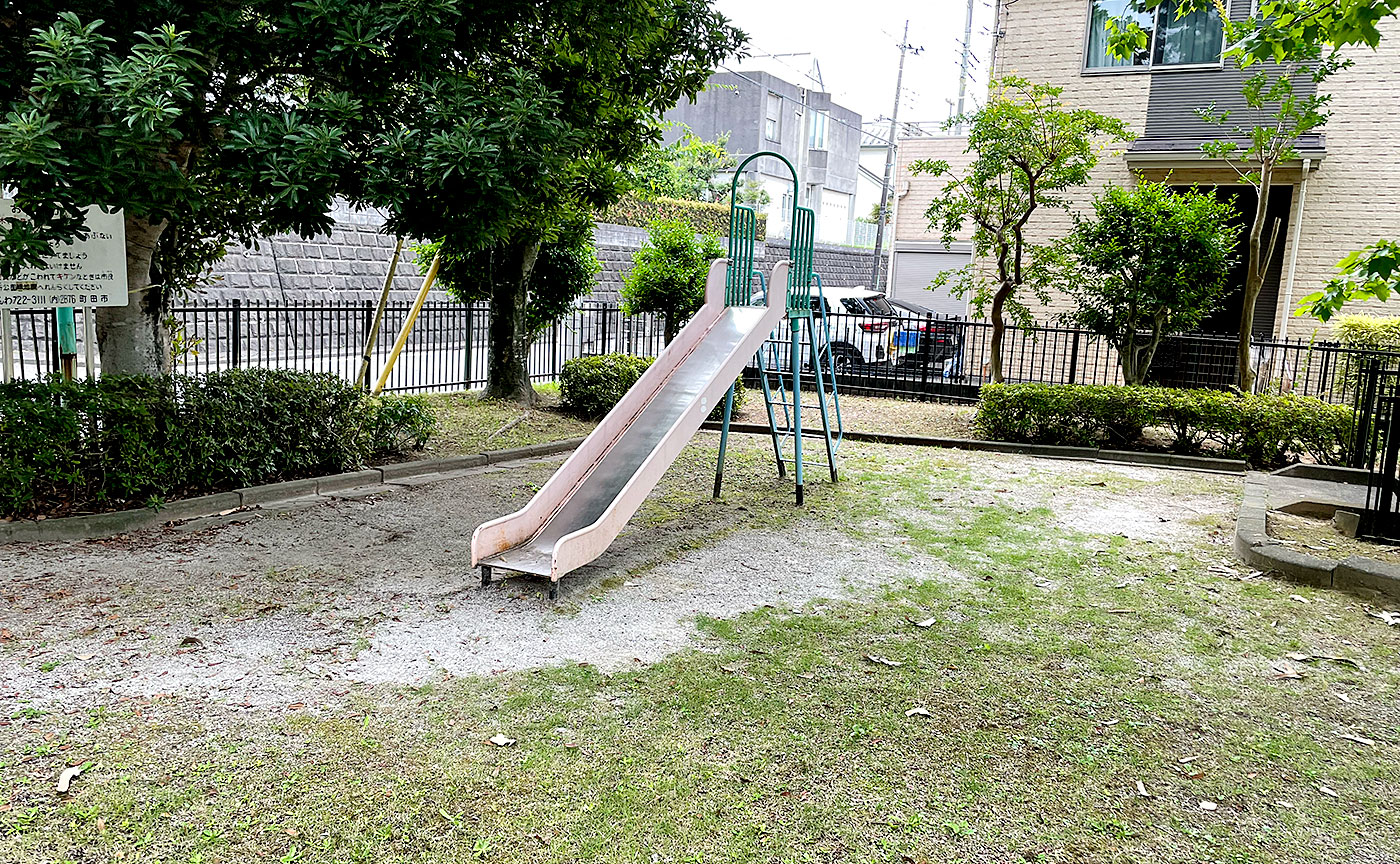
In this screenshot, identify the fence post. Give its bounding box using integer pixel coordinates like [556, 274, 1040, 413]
[918, 312, 932, 397]
[231, 298, 242, 369]
[1067, 330, 1080, 385]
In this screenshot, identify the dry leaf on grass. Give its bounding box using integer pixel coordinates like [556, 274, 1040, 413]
[904, 707, 933, 718]
[1337, 732, 1376, 748]
[488, 733, 516, 747]
[1366, 610, 1400, 626]
[910, 618, 936, 629]
[1289, 594, 1311, 604]
[1286, 652, 1366, 672]
[1317, 783, 1339, 799]
[865, 654, 902, 667]
[1135, 780, 1150, 798]
[1270, 663, 1306, 680]
[1199, 800, 1218, 811]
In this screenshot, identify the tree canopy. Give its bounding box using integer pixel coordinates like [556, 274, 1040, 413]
[0, 1, 742, 382]
[1057, 181, 1238, 385]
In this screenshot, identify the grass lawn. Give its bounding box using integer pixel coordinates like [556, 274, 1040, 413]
[4, 436, 1398, 861]
[416, 387, 977, 462]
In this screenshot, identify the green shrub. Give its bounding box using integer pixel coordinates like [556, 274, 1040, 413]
[975, 383, 1353, 467]
[0, 370, 436, 519]
[601, 195, 767, 241]
[559, 353, 746, 421]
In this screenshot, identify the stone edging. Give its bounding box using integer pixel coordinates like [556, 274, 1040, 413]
[1233, 475, 1400, 599]
[0, 438, 585, 546]
[698, 422, 1247, 474]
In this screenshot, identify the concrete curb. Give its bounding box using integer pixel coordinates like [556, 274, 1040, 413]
[698, 422, 1247, 474]
[0, 438, 585, 546]
[1233, 475, 1400, 599]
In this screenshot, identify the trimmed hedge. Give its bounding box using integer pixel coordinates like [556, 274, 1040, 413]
[601, 195, 767, 241]
[0, 369, 436, 519]
[975, 383, 1353, 467]
[559, 353, 746, 421]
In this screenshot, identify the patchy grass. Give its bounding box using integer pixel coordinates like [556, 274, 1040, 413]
[3, 440, 1398, 862]
[1269, 510, 1400, 566]
[419, 386, 595, 457]
[733, 391, 977, 440]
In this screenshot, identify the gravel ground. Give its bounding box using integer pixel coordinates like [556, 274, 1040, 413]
[0, 437, 1239, 718]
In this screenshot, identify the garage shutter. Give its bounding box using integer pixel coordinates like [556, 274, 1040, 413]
[892, 250, 970, 317]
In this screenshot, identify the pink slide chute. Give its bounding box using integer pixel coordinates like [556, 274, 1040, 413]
[470, 259, 788, 587]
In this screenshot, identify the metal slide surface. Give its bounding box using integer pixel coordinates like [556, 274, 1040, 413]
[472, 261, 787, 581]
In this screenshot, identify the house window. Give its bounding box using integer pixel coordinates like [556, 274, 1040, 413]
[765, 92, 782, 140]
[808, 110, 829, 150]
[1084, 0, 1223, 70]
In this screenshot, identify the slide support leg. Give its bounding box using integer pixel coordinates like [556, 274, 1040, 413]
[480, 565, 493, 588]
[791, 319, 804, 506]
[713, 383, 736, 499]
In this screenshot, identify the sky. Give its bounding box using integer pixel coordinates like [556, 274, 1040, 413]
[713, 0, 999, 134]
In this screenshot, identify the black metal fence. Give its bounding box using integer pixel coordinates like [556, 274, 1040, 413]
[2, 299, 669, 392]
[3, 298, 1396, 408]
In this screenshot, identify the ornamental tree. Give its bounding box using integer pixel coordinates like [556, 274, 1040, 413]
[1056, 181, 1238, 385]
[620, 219, 724, 344]
[911, 77, 1128, 383]
[1108, 0, 1398, 389]
[630, 129, 738, 203]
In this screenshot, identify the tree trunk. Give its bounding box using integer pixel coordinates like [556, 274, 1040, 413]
[664, 311, 677, 345]
[485, 239, 543, 405]
[1237, 166, 1274, 392]
[95, 214, 170, 376]
[988, 285, 1008, 383]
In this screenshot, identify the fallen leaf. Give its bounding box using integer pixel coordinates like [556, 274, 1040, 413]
[77, 653, 94, 661]
[285, 828, 300, 838]
[865, 654, 902, 667]
[95, 817, 105, 832]
[1275, 800, 1294, 809]
[1135, 780, 1149, 798]
[912, 618, 936, 629]
[56, 764, 84, 794]
[488, 733, 516, 747]
[1317, 784, 1338, 799]
[1271, 662, 1306, 680]
[719, 664, 740, 674]
[1287, 652, 1365, 671]
[1367, 610, 1400, 626]
[287, 702, 305, 710]
[796, 672, 815, 680]
[0, 628, 12, 642]
[1335, 692, 1353, 704]
[1199, 800, 1218, 811]
[178, 636, 204, 650]
[1289, 594, 1311, 604]
[1337, 732, 1376, 748]
[1179, 755, 1200, 764]
[905, 707, 933, 718]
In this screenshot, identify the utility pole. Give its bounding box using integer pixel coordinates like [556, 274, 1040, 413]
[870, 20, 921, 291]
[955, 0, 976, 121]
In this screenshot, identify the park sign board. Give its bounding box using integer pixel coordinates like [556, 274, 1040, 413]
[0, 201, 128, 308]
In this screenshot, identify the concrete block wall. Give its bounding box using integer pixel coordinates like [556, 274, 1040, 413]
[208, 210, 889, 307]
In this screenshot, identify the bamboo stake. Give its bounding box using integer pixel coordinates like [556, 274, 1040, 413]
[356, 236, 404, 390]
[372, 249, 441, 396]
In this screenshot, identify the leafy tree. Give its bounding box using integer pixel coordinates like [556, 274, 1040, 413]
[911, 77, 1128, 383]
[1109, 0, 1398, 388]
[717, 178, 771, 209]
[0, 2, 741, 393]
[1056, 181, 1238, 385]
[1108, 0, 1400, 64]
[366, 3, 742, 404]
[630, 128, 737, 203]
[620, 219, 724, 344]
[1296, 240, 1400, 320]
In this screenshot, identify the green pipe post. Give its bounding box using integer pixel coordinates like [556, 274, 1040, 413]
[55, 307, 77, 381]
[713, 383, 736, 499]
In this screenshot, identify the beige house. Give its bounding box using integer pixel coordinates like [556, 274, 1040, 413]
[890, 0, 1400, 342]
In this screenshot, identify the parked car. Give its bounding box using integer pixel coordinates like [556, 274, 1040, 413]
[802, 285, 900, 370]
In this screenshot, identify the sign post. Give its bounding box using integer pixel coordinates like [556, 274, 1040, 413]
[0, 203, 127, 379]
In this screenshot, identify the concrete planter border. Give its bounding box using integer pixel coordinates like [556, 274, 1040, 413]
[1234, 475, 1400, 599]
[0, 438, 586, 546]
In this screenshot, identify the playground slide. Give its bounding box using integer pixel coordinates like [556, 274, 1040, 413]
[470, 259, 789, 587]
